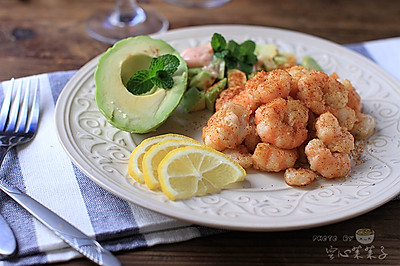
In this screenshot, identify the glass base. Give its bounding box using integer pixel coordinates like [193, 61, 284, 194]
[86, 8, 169, 44]
[165, 0, 231, 8]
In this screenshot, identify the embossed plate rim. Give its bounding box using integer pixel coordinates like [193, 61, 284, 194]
[55, 25, 400, 231]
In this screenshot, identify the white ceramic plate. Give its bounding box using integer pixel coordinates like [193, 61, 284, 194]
[55, 25, 400, 231]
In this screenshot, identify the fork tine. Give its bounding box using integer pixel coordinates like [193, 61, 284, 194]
[26, 78, 39, 134]
[5, 79, 23, 132]
[0, 78, 15, 131]
[16, 79, 31, 132]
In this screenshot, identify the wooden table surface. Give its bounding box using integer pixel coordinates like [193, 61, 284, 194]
[1, 0, 400, 265]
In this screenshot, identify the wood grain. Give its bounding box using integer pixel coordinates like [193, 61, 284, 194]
[1, 0, 400, 81]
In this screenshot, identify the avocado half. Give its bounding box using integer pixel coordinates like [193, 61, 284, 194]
[95, 36, 188, 133]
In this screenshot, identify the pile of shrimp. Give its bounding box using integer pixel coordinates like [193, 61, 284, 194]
[202, 66, 376, 187]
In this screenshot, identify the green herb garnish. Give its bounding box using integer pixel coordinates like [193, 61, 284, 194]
[127, 54, 180, 95]
[211, 33, 257, 75]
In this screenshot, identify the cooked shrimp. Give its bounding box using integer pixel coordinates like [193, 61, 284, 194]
[222, 145, 253, 169]
[215, 85, 244, 112]
[227, 69, 247, 88]
[328, 106, 356, 131]
[306, 73, 357, 130]
[315, 112, 354, 154]
[243, 115, 261, 153]
[252, 143, 298, 172]
[338, 78, 362, 113]
[350, 112, 376, 139]
[286, 65, 309, 97]
[245, 69, 293, 104]
[255, 97, 309, 149]
[202, 102, 251, 151]
[232, 89, 260, 113]
[305, 138, 351, 179]
[329, 72, 340, 79]
[297, 70, 348, 115]
[215, 86, 260, 113]
[284, 168, 316, 186]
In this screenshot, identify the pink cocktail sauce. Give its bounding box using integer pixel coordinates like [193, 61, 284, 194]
[181, 43, 213, 68]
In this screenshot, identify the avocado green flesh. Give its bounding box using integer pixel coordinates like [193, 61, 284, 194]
[302, 56, 323, 72]
[181, 87, 206, 112]
[205, 78, 227, 112]
[189, 70, 216, 90]
[95, 36, 188, 133]
[255, 44, 278, 71]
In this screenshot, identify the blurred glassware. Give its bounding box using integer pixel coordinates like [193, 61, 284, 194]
[86, 0, 169, 44]
[164, 0, 231, 8]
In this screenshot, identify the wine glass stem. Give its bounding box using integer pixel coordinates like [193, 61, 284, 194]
[109, 0, 146, 27]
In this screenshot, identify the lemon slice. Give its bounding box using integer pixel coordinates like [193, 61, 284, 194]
[142, 138, 202, 190]
[128, 134, 193, 183]
[158, 145, 246, 200]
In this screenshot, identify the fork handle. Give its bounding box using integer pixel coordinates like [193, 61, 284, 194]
[0, 212, 16, 257]
[0, 184, 121, 266]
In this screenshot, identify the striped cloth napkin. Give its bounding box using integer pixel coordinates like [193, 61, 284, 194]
[0, 37, 399, 265]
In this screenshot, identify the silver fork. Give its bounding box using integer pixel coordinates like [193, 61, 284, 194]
[0, 77, 36, 257]
[0, 78, 120, 265]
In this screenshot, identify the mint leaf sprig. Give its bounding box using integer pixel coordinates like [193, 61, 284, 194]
[211, 33, 258, 76]
[127, 54, 180, 95]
